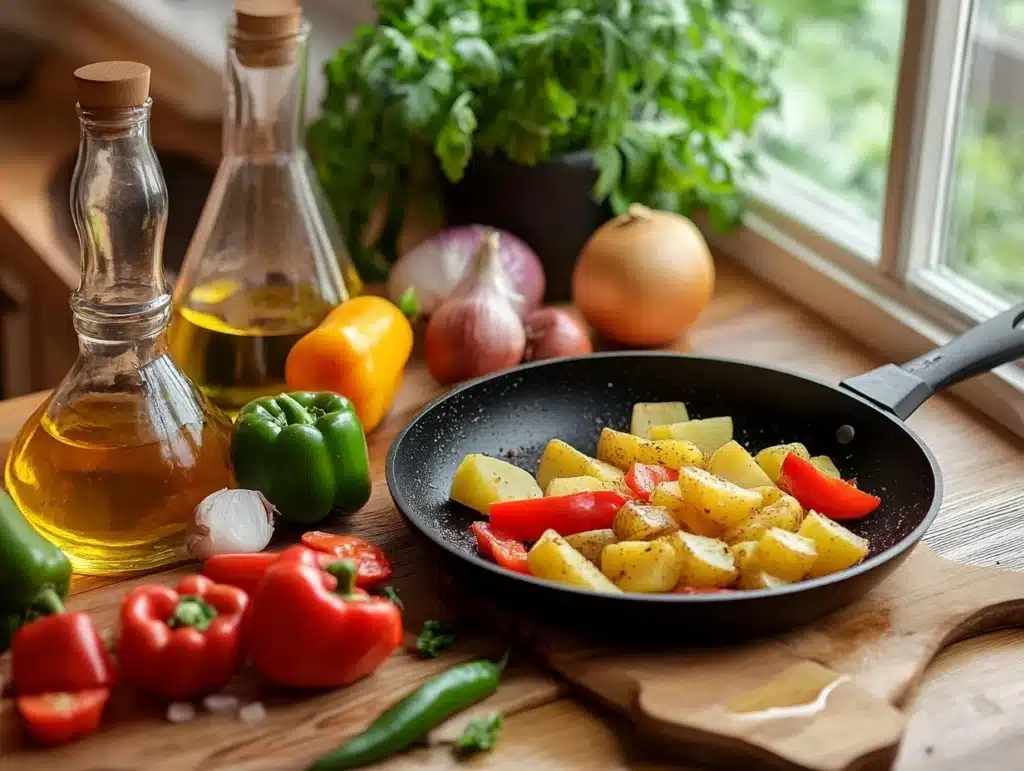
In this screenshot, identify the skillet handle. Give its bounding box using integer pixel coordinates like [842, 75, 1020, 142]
[841, 302, 1024, 420]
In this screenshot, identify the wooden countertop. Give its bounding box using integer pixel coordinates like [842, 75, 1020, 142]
[1, 259, 1023, 770]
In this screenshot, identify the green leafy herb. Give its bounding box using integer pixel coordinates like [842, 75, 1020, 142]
[416, 620, 456, 658]
[455, 711, 503, 756]
[380, 585, 404, 611]
[310, 0, 780, 279]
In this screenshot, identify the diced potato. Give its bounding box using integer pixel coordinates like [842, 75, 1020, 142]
[754, 443, 811, 483]
[601, 540, 682, 593]
[676, 467, 762, 527]
[738, 571, 791, 590]
[799, 511, 870, 578]
[535, 439, 626, 491]
[722, 494, 803, 544]
[527, 530, 622, 593]
[596, 428, 703, 471]
[631, 402, 689, 438]
[730, 541, 760, 574]
[664, 531, 738, 588]
[756, 528, 818, 582]
[650, 481, 724, 537]
[810, 455, 842, 479]
[753, 486, 785, 506]
[611, 501, 680, 542]
[544, 476, 614, 497]
[450, 454, 543, 515]
[564, 529, 618, 566]
[648, 417, 733, 456]
[707, 441, 774, 489]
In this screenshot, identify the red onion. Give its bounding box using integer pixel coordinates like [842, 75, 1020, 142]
[522, 308, 593, 362]
[387, 225, 545, 317]
[425, 231, 527, 385]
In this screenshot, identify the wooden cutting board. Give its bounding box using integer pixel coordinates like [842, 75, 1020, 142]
[458, 544, 1024, 771]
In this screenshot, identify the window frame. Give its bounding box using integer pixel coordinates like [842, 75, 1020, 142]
[704, 0, 1024, 439]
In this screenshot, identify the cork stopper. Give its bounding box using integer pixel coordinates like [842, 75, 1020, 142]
[74, 61, 151, 110]
[235, 0, 301, 37]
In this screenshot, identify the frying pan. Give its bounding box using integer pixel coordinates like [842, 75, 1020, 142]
[387, 303, 1024, 638]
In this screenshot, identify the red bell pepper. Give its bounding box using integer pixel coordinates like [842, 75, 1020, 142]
[203, 550, 336, 597]
[470, 522, 529, 574]
[300, 531, 394, 587]
[778, 453, 881, 520]
[247, 546, 403, 688]
[118, 574, 248, 701]
[624, 463, 679, 500]
[11, 612, 115, 696]
[488, 491, 629, 541]
[17, 688, 109, 745]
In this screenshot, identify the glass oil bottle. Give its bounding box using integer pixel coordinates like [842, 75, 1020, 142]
[169, 0, 361, 414]
[4, 62, 235, 575]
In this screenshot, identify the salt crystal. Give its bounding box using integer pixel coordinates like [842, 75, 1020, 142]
[203, 694, 240, 713]
[238, 702, 267, 723]
[167, 702, 196, 723]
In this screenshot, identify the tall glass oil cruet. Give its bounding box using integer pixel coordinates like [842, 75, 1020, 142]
[4, 61, 235, 575]
[169, 0, 361, 413]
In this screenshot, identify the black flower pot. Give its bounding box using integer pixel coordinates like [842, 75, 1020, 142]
[442, 151, 614, 302]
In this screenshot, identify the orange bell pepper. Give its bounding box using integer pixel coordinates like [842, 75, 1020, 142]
[284, 296, 414, 432]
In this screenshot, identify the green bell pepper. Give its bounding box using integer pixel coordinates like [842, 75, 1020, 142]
[0, 490, 72, 652]
[231, 392, 372, 524]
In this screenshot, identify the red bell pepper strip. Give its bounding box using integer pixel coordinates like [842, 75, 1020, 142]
[247, 546, 403, 688]
[777, 453, 881, 520]
[17, 689, 109, 745]
[488, 491, 629, 541]
[624, 463, 679, 501]
[117, 574, 248, 701]
[300, 531, 394, 587]
[203, 550, 336, 597]
[470, 522, 529, 574]
[11, 612, 115, 696]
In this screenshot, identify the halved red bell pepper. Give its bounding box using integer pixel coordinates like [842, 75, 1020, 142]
[470, 522, 529, 574]
[300, 531, 394, 587]
[11, 612, 116, 696]
[778, 453, 881, 520]
[488, 491, 629, 541]
[624, 463, 679, 500]
[118, 574, 248, 701]
[247, 546, 402, 688]
[17, 688, 109, 745]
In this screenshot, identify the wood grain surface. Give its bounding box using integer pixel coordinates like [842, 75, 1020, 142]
[1, 259, 1022, 770]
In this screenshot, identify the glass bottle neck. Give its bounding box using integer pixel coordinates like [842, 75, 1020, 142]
[225, 26, 309, 159]
[71, 102, 171, 343]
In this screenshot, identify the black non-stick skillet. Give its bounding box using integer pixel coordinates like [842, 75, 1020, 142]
[387, 303, 1024, 638]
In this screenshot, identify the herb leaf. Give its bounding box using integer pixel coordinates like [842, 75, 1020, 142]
[455, 711, 503, 756]
[416, 620, 456, 658]
[380, 585, 405, 611]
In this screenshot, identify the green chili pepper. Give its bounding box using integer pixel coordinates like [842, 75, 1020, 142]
[308, 653, 509, 771]
[0, 490, 72, 652]
[231, 392, 372, 524]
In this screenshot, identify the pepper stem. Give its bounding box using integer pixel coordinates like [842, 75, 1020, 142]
[276, 393, 315, 427]
[28, 587, 65, 619]
[168, 595, 217, 632]
[396, 287, 421, 321]
[325, 558, 359, 595]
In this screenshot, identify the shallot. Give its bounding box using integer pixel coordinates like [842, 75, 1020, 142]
[425, 230, 526, 385]
[522, 308, 593, 362]
[185, 488, 275, 560]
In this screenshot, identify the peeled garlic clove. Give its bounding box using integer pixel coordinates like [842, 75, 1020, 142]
[185, 488, 275, 560]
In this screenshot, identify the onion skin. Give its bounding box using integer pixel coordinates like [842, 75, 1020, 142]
[572, 205, 714, 346]
[522, 308, 593, 362]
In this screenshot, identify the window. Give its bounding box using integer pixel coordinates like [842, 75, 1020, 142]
[706, 0, 1023, 438]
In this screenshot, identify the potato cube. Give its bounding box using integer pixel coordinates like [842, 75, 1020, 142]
[527, 530, 622, 593]
[564, 529, 618, 566]
[676, 467, 762, 527]
[738, 571, 791, 590]
[664, 531, 738, 588]
[756, 528, 818, 582]
[450, 454, 543, 515]
[730, 541, 760, 574]
[535, 439, 625, 491]
[631, 402, 689, 438]
[754, 443, 811, 483]
[648, 416, 733, 455]
[799, 511, 870, 577]
[707, 441, 774, 489]
[601, 540, 681, 593]
[722, 494, 803, 544]
[545, 476, 613, 497]
[612, 501, 680, 541]
[596, 428, 703, 471]
[650, 481, 723, 537]
[810, 456, 842, 479]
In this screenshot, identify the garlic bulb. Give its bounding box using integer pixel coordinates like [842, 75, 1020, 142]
[185, 489, 276, 560]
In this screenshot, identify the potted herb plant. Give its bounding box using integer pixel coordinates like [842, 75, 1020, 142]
[309, 0, 779, 299]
